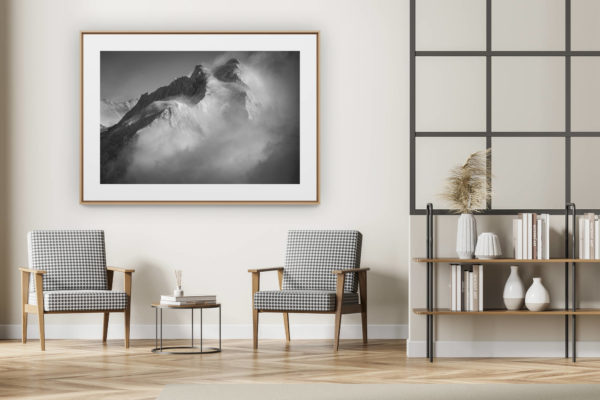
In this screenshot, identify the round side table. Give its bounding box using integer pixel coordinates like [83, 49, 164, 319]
[151, 303, 221, 354]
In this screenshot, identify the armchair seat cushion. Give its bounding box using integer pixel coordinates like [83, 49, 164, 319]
[254, 290, 359, 312]
[29, 290, 128, 312]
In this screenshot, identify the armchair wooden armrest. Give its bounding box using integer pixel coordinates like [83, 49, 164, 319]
[107, 266, 135, 273]
[105, 267, 133, 299]
[332, 267, 370, 275]
[248, 267, 284, 273]
[19, 267, 46, 275]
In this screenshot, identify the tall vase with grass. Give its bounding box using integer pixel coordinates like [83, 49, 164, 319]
[440, 150, 490, 259]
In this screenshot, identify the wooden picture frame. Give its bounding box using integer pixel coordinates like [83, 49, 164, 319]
[81, 32, 319, 204]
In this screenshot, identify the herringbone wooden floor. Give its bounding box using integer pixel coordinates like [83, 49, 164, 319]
[1, 339, 600, 399]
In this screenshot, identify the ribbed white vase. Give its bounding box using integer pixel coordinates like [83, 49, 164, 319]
[456, 213, 477, 259]
[525, 277, 550, 312]
[503, 266, 524, 310]
[475, 232, 503, 259]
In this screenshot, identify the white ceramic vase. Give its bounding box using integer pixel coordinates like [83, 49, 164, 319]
[525, 277, 550, 312]
[503, 266, 525, 310]
[456, 213, 477, 259]
[475, 232, 502, 259]
[174, 287, 184, 297]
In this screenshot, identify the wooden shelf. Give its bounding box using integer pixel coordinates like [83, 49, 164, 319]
[413, 308, 600, 316]
[413, 258, 599, 264]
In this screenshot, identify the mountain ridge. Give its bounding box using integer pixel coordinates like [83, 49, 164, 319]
[101, 63, 218, 183]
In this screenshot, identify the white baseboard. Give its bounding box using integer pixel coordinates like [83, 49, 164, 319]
[0, 324, 407, 340]
[407, 340, 600, 357]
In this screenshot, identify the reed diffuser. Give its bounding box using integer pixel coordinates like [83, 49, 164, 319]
[174, 270, 183, 297]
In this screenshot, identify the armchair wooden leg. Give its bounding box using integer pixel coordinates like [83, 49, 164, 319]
[37, 307, 45, 351]
[253, 309, 259, 349]
[124, 308, 130, 349]
[358, 270, 368, 345]
[361, 310, 368, 344]
[283, 312, 290, 342]
[22, 312, 27, 344]
[35, 274, 45, 351]
[334, 309, 342, 351]
[333, 273, 346, 351]
[103, 312, 110, 343]
[124, 272, 132, 349]
[21, 270, 29, 344]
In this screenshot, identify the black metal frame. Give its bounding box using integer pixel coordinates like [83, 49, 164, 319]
[426, 203, 434, 362]
[424, 202, 580, 362]
[411, 0, 600, 216]
[567, 202, 577, 361]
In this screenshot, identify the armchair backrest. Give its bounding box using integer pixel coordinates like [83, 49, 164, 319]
[282, 230, 362, 292]
[28, 230, 108, 292]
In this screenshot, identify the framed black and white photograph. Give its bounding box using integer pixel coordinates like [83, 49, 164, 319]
[81, 32, 318, 204]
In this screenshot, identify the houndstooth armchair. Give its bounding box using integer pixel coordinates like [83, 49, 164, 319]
[20, 230, 134, 350]
[249, 230, 368, 350]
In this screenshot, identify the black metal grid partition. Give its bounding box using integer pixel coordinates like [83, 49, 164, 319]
[410, 0, 600, 215]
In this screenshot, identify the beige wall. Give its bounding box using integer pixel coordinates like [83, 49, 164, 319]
[0, 0, 410, 339]
[0, 0, 8, 337]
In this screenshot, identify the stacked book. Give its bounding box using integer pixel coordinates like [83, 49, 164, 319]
[512, 213, 550, 259]
[451, 264, 483, 312]
[160, 295, 217, 306]
[579, 213, 600, 259]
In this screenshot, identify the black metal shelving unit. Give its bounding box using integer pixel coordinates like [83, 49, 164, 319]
[415, 202, 591, 362]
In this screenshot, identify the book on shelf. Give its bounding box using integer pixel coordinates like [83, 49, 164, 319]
[513, 219, 523, 259]
[596, 218, 600, 259]
[465, 270, 470, 312]
[513, 213, 550, 260]
[532, 214, 537, 260]
[451, 265, 456, 312]
[578, 214, 600, 259]
[451, 264, 483, 312]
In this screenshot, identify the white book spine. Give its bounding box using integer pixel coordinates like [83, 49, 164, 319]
[469, 271, 473, 312]
[521, 213, 527, 260]
[478, 265, 483, 311]
[579, 217, 583, 259]
[517, 219, 523, 259]
[451, 265, 456, 311]
[595, 218, 600, 260]
[585, 219, 590, 259]
[536, 218, 544, 260]
[456, 265, 464, 311]
[464, 270, 469, 312]
[527, 213, 533, 259]
[513, 220, 518, 259]
[465, 270, 469, 312]
[544, 214, 550, 260]
[473, 268, 479, 312]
